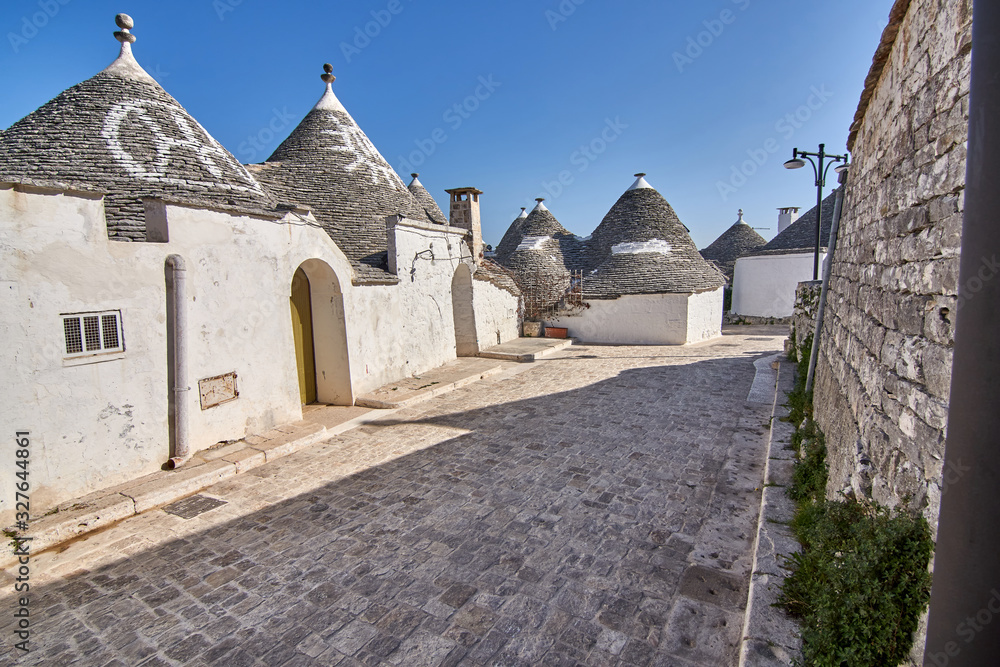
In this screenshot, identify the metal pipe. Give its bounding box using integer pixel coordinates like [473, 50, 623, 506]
[805, 178, 845, 394]
[924, 0, 1000, 663]
[165, 254, 190, 468]
[813, 144, 826, 280]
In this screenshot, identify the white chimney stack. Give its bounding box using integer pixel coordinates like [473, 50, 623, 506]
[777, 206, 801, 234]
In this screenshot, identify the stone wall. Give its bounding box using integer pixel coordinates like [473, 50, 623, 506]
[789, 281, 822, 358]
[814, 0, 971, 535]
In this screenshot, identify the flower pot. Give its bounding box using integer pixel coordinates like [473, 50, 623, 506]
[544, 327, 568, 339]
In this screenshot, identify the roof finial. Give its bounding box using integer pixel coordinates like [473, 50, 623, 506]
[114, 13, 135, 44]
[321, 63, 336, 84]
[536, 198, 545, 203]
[628, 173, 653, 191]
[738, 209, 745, 223]
[521, 207, 526, 212]
[411, 173, 419, 178]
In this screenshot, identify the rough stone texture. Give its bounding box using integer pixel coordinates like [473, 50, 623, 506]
[584, 188, 725, 298]
[700, 217, 767, 283]
[407, 175, 448, 225]
[0, 331, 787, 666]
[813, 0, 971, 564]
[0, 53, 276, 242]
[494, 203, 584, 314]
[809, 5, 971, 661]
[748, 190, 838, 257]
[788, 281, 822, 356]
[250, 87, 432, 284]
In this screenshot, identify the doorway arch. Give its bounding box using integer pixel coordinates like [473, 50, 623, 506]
[291, 259, 353, 406]
[290, 268, 317, 404]
[452, 263, 479, 357]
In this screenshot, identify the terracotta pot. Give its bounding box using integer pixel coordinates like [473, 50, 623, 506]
[544, 327, 568, 339]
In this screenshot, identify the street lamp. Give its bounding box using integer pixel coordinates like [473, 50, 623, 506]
[783, 144, 849, 280]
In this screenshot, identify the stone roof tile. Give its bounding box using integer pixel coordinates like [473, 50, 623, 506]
[0, 30, 275, 241]
[751, 189, 839, 256]
[252, 73, 430, 282]
[700, 210, 767, 281]
[407, 173, 447, 225]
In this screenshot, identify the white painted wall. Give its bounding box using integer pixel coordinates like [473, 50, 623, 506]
[686, 287, 725, 344]
[546, 289, 722, 345]
[472, 277, 520, 350]
[732, 252, 826, 318]
[0, 185, 518, 524]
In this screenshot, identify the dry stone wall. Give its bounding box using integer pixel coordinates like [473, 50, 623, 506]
[814, 0, 972, 535]
[789, 280, 821, 357]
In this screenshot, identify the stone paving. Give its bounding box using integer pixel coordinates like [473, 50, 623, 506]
[0, 328, 786, 666]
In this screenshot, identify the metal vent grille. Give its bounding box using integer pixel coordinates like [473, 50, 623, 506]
[164, 494, 228, 519]
[64, 317, 83, 354]
[62, 310, 124, 358]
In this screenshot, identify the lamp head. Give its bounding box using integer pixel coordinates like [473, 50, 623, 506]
[784, 158, 806, 170]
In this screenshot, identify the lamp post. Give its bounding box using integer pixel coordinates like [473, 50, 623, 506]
[783, 144, 849, 280]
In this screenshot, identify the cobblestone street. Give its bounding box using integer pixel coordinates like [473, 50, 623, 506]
[1, 329, 786, 666]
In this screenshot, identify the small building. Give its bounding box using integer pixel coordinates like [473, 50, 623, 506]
[731, 190, 838, 319]
[543, 174, 725, 344]
[699, 209, 767, 284]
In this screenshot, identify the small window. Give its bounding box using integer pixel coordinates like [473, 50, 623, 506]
[62, 311, 124, 358]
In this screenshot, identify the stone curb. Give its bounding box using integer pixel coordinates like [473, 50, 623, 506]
[477, 338, 574, 363]
[356, 365, 504, 409]
[2, 357, 514, 568]
[738, 359, 803, 666]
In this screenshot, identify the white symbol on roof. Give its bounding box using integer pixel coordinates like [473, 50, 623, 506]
[102, 99, 264, 195]
[321, 119, 403, 190]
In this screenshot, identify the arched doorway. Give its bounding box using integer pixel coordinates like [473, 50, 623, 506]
[452, 263, 479, 357]
[292, 259, 354, 406]
[290, 268, 317, 404]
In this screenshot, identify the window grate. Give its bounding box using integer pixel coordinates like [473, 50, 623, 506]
[84, 316, 101, 351]
[101, 315, 120, 349]
[62, 310, 124, 358]
[64, 318, 83, 354]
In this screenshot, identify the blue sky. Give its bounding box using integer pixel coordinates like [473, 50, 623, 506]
[1, 0, 892, 248]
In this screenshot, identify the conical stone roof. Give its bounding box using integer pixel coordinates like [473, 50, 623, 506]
[751, 189, 839, 256]
[583, 175, 725, 298]
[495, 200, 585, 313]
[0, 15, 274, 241]
[700, 210, 767, 282]
[251, 65, 430, 282]
[494, 207, 528, 260]
[407, 173, 447, 224]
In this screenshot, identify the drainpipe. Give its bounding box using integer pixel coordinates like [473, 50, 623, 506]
[924, 0, 1000, 663]
[165, 254, 190, 468]
[805, 177, 846, 393]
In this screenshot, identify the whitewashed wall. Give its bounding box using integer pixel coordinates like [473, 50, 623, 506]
[0, 185, 516, 524]
[686, 287, 725, 343]
[731, 252, 826, 318]
[472, 278, 520, 351]
[547, 290, 722, 345]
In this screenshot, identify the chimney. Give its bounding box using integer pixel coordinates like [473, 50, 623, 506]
[777, 206, 801, 234]
[445, 187, 484, 263]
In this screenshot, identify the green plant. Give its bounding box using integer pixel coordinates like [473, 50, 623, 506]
[777, 359, 933, 666]
[779, 500, 932, 666]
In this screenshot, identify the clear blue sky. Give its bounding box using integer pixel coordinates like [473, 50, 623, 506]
[1, 0, 892, 248]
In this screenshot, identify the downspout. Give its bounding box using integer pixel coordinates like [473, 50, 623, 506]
[165, 254, 190, 468]
[805, 175, 846, 394]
